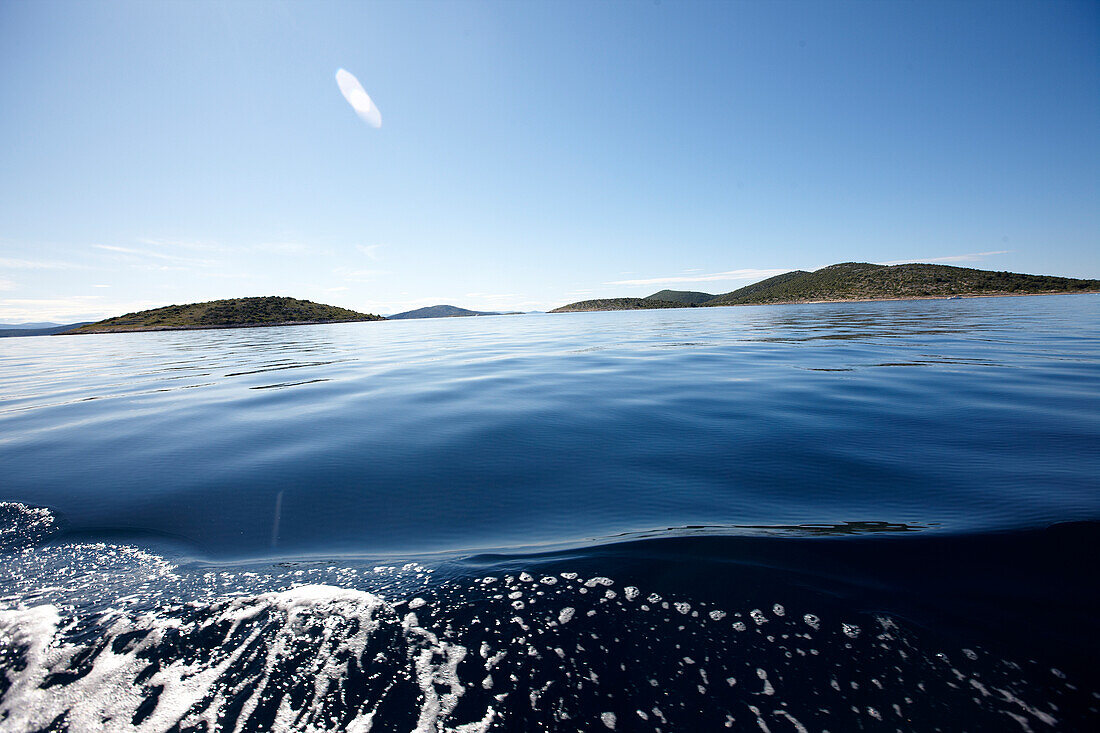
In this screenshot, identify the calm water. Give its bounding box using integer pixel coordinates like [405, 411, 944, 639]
[1, 295, 1098, 731]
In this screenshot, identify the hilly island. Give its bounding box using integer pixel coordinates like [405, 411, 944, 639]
[48, 263, 1100, 336]
[550, 262, 1100, 313]
[71, 297, 384, 334]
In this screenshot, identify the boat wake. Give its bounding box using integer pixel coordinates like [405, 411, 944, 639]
[0, 503, 1095, 732]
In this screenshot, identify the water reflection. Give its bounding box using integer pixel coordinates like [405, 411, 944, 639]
[0, 295, 1097, 559]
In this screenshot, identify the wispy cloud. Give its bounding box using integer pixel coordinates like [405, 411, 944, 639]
[0, 257, 83, 270]
[91, 284, 111, 288]
[605, 268, 792, 287]
[0, 278, 15, 291]
[139, 237, 320, 257]
[0, 296, 166, 323]
[94, 244, 178, 260]
[93, 244, 217, 269]
[881, 251, 1011, 266]
[336, 69, 382, 128]
[357, 244, 385, 260]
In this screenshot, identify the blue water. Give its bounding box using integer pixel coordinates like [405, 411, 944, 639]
[1, 295, 1098, 730]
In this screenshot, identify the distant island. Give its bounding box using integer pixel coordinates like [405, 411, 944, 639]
[70, 296, 384, 334]
[550, 263, 1100, 313]
[15, 263, 1099, 337]
[0, 322, 91, 338]
[387, 304, 522, 320]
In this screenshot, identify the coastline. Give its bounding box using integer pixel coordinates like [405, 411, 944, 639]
[65, 318, 381, 335]
[55, 290, 1100, 333]
[550, 289, 1100, 314]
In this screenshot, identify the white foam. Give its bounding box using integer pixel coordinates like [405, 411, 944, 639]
[0, 585, 473, 733]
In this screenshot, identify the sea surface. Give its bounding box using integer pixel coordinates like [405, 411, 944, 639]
[1, 295, 1098, 731]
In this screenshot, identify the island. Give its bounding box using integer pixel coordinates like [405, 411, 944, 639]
[0, 322, 92, 338]
[550, 263, 1100, 313]
[387, 304, 522, 320]
[69, 296, 384, 334]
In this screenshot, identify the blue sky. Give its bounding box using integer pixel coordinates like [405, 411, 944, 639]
[1, 0, 1097, 322]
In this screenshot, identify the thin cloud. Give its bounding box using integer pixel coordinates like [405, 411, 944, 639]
[93, 244, 217, 269]
[91, 284, 111, 288]
[0, 278, 15, 291]
[606, 268, 792, 287]
[881, 251, 1011, 265]
[0, 257, 83, 270]
[94, 244, 178, 260]
[0, 296, 166, 323]
[357, 244, 385, 260]
[336, 69, 382, 128]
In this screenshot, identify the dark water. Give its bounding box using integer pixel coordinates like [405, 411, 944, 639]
[1, 295, 1098, 731]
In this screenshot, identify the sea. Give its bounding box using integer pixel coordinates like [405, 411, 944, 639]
[0, 294, 1098, 732]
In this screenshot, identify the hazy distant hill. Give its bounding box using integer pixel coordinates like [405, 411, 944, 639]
[71, 297, 383, 333]
[0, 321, 66, 329]
[552, 263, 1100, 313]
[644, 290, 715, 305]
[387, 305, 519, 320]
[549, 298, 685, 313]
[0, 322, 91, 338]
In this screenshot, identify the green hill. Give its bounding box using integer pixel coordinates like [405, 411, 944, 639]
[72, 297, 384, 333]
[708, 263, 1100, 305]
[706, 271, 810, 305]
[644, 289, 715, 305]
[551, 263, 1100, 313]
[549, 298, 686, 313]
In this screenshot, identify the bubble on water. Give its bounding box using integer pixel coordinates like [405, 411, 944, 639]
[0, 507, 1088, 733]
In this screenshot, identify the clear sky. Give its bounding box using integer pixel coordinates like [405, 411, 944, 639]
[1, 0, 1097, 322]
